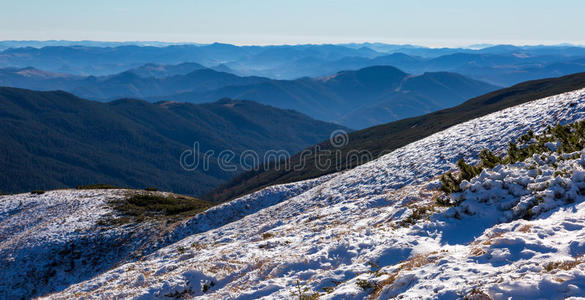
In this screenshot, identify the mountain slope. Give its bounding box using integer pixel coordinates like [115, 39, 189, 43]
[0, 189, 212, 299]
[162, 66, 498, 128]
[207, 72, 585, 202]
[0, 175, 332, 299]
[0, 87, 345, 195]
[337, 71, 498, 128]
[44, 88, 585, 299]
[0, 67, 82, 90]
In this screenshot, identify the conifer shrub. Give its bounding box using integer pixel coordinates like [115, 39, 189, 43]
[439, 158, 480, 195]
[101, 192, 212, 225]
[440, 172, 461, 194]
[290, 280, 320, 300]
[518, 129, 534, 143]
[356, 278, 376, 291]
[400, 205, 435, 226]
[116, 193, 210, 217]
[457, 158, 482, 181]
[479, 150, 502, 169]
[505, 142, 522, 163]
[437, 119, 585, 202]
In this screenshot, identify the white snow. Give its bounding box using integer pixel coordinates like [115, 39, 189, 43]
[4, 88, 585, 299]
[0, 177, 330, 299]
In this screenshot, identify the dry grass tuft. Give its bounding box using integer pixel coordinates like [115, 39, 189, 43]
[398, 203, 436, 227]
[517, 224, 532, 233]
[478, 231, 505, 246]
[464, 287, 492, 300]
[370, 252, 438, 298]
[543, 259, 583, 272]
[469, 247, 487, 257]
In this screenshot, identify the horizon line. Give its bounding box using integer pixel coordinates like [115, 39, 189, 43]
[1, 39, 585, 49]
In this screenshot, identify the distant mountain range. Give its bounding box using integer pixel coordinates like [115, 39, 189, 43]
[0, 40, 203, 50]
[303, 52, 585, 86]
[0, 87, 345, 195]
[160, 65, 498, 128]
[0, 43, 380, 75]
[1, 43, 585, 85]
[0, 65, 497, 128]
[0, 64, 269, 98]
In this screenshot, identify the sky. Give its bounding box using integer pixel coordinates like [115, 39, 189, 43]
[0, 0, 583, 47]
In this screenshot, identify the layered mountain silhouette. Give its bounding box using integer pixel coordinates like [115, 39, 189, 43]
[159, 66, 498, 128]
[260, 51, 585, 85]
[0, 87, 345, 195]
[0, 66, 269, 100]
[0, 65, 497, 128]
[2, 44, 584, 85]
[0, 44, 380, 75]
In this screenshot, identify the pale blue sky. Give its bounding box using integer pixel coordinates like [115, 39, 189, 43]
[0, 0, 583, 46]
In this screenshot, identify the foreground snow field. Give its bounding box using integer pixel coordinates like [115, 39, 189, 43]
[3, 89, 585, 299]
[0, 177, 330, 299]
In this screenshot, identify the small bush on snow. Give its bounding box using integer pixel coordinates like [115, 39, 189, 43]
[356, 278, 377, 291]
[290, 280, 320, 300]
[438, 119, 585, 202]
[439, 158, 481, 194]
[101, 192, 212, 225]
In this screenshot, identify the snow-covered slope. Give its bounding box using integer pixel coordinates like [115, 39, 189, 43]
[0, 189, 133, 298]
[0, 177, 328, 299]
[7, 89, 585, 299]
